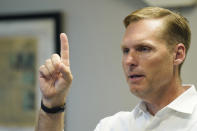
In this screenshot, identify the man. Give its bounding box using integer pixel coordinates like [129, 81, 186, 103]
[35, 7, 197, 131]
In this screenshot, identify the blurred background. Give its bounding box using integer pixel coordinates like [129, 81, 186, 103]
[0, 0, 197, 131]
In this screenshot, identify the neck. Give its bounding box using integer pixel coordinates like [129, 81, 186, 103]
[144, 77, 187, 116]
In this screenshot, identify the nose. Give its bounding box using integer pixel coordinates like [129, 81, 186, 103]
[124, 51, 137, 70]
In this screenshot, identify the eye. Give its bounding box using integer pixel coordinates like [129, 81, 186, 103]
[136, 46, 152, 52]
[122, 48, 129, 54]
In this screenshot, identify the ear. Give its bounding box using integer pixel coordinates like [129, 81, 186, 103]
[173, 43, 186, 66]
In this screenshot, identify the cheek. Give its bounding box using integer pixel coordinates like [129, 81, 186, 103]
[145, 54, 174, 82]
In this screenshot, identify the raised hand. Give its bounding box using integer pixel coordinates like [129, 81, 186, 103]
[39, 33, 73, 108]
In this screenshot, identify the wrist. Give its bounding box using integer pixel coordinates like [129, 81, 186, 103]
[41, 99, 65, 114]
[42, 96, 66, 108]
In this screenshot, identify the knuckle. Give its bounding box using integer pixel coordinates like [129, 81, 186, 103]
[45, 59, 51, 64]
[52, 58, 61, 68]
[39, 66, 47, 76]
[39, 65, 45, 71]
[70, 74, 73, 80]
[51, 53, 59, 58]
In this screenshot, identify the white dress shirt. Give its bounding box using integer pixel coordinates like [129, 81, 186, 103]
[94, 85, 197, 131]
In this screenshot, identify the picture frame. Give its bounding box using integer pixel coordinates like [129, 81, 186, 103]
[0, 12, 62, 130]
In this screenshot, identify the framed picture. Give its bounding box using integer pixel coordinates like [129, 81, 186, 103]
[0, 12, 62, 130]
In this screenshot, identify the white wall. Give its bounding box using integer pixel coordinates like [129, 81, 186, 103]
[180, 7, 197, 85]
[0, 0, 197, 131]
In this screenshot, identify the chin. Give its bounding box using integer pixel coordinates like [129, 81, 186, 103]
[129, 85, 140, 93]
[129, 85, 146, 97]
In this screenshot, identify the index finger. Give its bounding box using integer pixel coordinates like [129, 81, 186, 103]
[60, 33, 70, 66]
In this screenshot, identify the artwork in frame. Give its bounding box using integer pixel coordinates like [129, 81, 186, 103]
[0, 12, 62, 129]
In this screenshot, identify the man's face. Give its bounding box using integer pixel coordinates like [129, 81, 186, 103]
[122, 19, 175, 100]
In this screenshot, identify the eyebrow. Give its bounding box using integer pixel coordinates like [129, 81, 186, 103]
[121, 44, 127, 49]
[121, 41, 154, 49]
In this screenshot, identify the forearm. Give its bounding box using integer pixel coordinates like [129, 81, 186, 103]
[35, 109, 64, 131]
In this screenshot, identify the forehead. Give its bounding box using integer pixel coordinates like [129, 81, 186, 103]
[122, 19, 165, 47]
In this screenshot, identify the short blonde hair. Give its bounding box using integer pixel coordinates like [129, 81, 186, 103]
[124, 7, 191, 72]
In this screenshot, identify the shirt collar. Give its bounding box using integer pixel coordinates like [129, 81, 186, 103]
[168, 85, 197, 114]
[134, 101, 148, 118]
[134, 85, 197, 117]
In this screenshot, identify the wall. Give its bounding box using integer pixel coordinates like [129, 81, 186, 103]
[0, 0, 196, 131]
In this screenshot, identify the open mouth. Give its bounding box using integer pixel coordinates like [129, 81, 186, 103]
[128, 74, 145, 82]
[129, 75, 144, 78]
